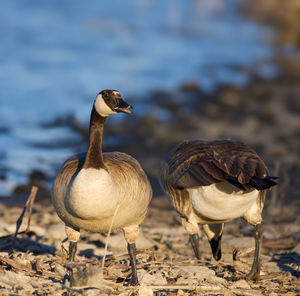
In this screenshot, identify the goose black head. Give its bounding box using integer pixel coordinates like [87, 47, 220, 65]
[94, 89, 133, 117]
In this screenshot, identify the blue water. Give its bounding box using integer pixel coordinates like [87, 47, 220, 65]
[0, 0, 275, 194]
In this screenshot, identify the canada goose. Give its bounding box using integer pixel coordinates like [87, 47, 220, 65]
[159, 139, 277, 280]
[52, 90, 152, 285]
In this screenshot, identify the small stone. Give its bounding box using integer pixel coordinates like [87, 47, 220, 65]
[231, 279, 251, 289]
[207, 275, 227, 285]
[138, 270, 167, 285]
[138, 283, 153, 296]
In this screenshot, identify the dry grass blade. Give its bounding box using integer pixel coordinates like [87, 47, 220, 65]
[25, 186, 38, 233]
[101, 203, 120, 275]
[11, 186, 38, 252]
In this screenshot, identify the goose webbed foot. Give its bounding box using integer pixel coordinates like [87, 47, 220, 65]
[189, 233, 201, 259]
[127, 243, 138, 285]
[209, 233, 222, 261]
[246, 224, 262, 281]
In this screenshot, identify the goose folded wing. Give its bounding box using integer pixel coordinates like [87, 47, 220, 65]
[168, 140, 268, 189]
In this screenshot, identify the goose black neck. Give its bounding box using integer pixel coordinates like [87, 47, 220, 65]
[83, 106, 106, 169]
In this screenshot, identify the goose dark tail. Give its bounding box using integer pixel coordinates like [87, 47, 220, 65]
[249, 176, 278, 190]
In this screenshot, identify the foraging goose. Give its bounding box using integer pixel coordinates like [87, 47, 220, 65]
[159, 139, 277, 280]
[52, 90, 152, 285]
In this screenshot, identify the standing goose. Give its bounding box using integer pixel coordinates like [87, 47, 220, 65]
[52, 90, 152, 285]
[159, 139, 277, 280]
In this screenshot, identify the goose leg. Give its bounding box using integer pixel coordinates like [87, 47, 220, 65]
[246, 223, 262, 280]
[127, 243, 138, 285]
[189, 233, 201, 259]
[181, 216, 201, 259]
[203, 223, 224, 261]
[123, 225, 139, 285]
[68, 241, 77, 261]
[65, 225, 80, 261]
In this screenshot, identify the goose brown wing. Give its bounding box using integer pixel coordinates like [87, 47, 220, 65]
[166, 140, 267, 189]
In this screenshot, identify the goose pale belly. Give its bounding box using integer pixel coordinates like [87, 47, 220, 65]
[55, 168, 150, 233]
[187, 181, 259, 222]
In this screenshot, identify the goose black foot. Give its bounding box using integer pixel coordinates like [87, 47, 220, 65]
[127, 243, 138, 285]
[209, 234, 222, 261]
[189, 234, 201, 259]
[246, 224, 262, 281]
[68, 241, 77, 261]
[246, 264, 260, 281]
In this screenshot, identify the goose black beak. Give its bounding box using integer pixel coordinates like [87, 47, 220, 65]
[114, 100, 133, 114]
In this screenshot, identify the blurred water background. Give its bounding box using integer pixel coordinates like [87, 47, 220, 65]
[0, 0, 298, 196]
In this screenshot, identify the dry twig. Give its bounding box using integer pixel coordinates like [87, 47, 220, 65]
[11, 186, 38, 252]
[25, 186, 38, 233]
[233, 247, 254, 261]
[0, 255, 60, 280]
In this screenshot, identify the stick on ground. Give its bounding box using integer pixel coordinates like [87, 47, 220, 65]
[11, 186, 38, 252]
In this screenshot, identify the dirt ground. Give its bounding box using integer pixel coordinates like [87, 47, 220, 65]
[0, 189, 299, 296]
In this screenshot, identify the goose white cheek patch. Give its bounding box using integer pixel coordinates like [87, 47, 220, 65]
[94, 94, 117, 117]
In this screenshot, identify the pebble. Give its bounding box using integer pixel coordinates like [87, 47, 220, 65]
[138, 270, 168, 285]
[138, 283, 154, 296]
[231, 279, 251, 289]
